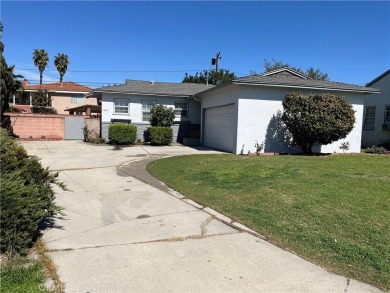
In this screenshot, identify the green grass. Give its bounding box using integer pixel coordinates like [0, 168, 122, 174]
[0, 258, 50, 293]
[147, 154, 390, 290]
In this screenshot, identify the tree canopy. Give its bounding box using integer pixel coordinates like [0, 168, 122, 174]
[54, 53, 70, 82]
[251, 59, 330, 81]
[182, 69, 237, 85]
[33, 49, 49, 85]
[281, 92, 355, 153]
[0, 22, 22, 119]
[149, 104, 175, 127]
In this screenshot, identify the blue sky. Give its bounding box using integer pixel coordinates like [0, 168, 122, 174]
[1, 1, 389, 88]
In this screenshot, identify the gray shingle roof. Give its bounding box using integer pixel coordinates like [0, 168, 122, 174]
[233, 74, 380, 93]
[94, 80, 214, 96]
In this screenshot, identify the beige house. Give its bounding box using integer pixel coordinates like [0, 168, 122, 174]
[12, 80, 98, 115]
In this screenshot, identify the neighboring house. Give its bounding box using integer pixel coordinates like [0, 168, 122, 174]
[11, 80, 96, 115]
[93, 80, 213, 142]
[361, 69, 390, 148]
[196, 68, 379, 154]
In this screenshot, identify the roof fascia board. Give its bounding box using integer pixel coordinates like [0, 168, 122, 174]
[233, 81, 380, 94]
[95, 90, 190, 98]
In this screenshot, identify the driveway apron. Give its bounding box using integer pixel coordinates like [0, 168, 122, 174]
[21, 141, 382, 293]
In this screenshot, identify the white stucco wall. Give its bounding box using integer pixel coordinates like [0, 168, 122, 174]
[199, 84, 239, 152]
[235, 85, 365, 154]
[101, 93, 200, 124]
[362, 73, 390, 147]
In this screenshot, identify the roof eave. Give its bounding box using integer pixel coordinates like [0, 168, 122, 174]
[93, 90, 192, 98]
[232, 81, 381, 94]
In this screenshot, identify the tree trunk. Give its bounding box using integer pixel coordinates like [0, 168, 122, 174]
[60, 75, 63, 83]
[39, 72, 43, 85]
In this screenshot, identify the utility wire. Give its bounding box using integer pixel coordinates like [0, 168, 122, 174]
[15, 68, 205, 73]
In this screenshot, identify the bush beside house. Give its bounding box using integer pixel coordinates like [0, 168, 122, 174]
[147, 126, 173, 145]
[145, 104, 174, 145]
[0, 129, 65, 254]
[108, 124, 137, 144]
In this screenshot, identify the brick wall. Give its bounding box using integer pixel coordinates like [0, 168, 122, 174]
[5, 113, 65, 139]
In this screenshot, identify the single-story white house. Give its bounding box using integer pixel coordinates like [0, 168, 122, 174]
[93, 68, 380, 153]
[361, 69, 390, 148]
[93, 80, 213, 142]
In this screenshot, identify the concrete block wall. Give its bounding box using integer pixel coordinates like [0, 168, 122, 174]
[5, 113, 65, 139]
[85, 118, 100, 140]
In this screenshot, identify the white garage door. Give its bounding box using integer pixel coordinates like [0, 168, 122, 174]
[203, 104, 235, 153]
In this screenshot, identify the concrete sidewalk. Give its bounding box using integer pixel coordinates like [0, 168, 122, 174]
[21, 141, 382, 292]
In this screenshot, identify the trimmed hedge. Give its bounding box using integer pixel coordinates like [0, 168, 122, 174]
[147, 126, 173, 145]
[0, 129, 65, 254]
[108, 124, 137, 145]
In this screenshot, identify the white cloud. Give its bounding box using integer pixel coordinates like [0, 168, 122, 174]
[15, 69, 58, 84]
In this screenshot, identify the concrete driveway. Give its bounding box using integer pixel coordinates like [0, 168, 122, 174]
[21, 141, 381, 293]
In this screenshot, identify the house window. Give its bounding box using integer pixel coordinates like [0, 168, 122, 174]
[364, 106, 376, 130]
[114, 98, 130, 114]
[174, 102, 188, 118]
[142, 100, 156, 122]
[385, 105, 390, 124]
[71, 95, 83, 104]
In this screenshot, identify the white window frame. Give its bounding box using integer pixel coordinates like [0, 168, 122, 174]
[142, 100, 157, 122]
[385, 105, 390, 124]
[71, 95, 83, 104]
[113, 98, 130, 114]
[174, 101, 189, 118]
[364, 106, 376, 130]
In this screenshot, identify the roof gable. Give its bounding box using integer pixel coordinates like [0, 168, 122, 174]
[229, 66, 380, 94]
[366, 69, 390, 86]
[261, 67, 309, 80]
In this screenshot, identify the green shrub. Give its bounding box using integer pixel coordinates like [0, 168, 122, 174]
[282, 92, 355, 153]
[108, 124, 137, 144]
[0, 129, 65, 254]
[365, 146, 388, 154]
[147, 126, 173, 145]
[150, 104, 175, 127]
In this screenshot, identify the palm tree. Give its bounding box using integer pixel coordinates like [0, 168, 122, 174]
[32, 49, 49, 85]
[54, 53, 70, 82]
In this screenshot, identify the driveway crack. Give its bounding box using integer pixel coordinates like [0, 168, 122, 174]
[200, 216, 214, 236]
[344, 278, 350, 293]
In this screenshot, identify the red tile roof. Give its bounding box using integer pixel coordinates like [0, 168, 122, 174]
[23, 82, 92, 93]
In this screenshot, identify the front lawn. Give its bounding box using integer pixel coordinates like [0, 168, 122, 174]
[147, 154, 390, 290]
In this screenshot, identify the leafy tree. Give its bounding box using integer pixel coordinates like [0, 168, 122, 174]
[149, 104, 175, 127]
[32, 49, 49, 85]
[281, 92, 355, 154]
[251, 59, 330, 81]
[54, 53, 70, 82]
[306, 67, 329, 81]
[0, 22, 22, 119]
[183, 69, 237, 85]
[31, 89, 57, 114]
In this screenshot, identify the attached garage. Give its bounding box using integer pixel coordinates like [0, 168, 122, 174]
[203, 104, 236, 152]
[197, 68, 379, 154]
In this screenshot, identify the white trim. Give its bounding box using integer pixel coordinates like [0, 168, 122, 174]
[233, 81, 380, 94]
[95, 90, 190, 98]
